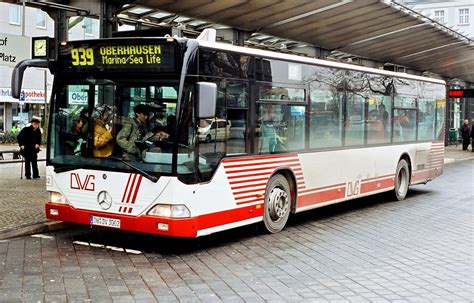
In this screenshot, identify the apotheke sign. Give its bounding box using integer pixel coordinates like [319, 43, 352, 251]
[0, 34, 30, 68]
[0, 88, 48, 103]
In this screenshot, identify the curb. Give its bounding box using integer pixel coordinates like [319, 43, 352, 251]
[444, 156, 474, 165]
[0, 221, 73, 240]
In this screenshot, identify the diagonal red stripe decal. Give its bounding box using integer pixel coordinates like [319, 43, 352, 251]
[126, 174, 138, 203]
[131, 175, 143, 204]
[122, 174, 133, 203]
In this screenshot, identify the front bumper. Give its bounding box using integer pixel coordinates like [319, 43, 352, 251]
[45, 202, 198, 237]
[45, 202, 264, 237]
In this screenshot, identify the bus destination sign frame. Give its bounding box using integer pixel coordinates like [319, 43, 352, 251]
[59, 40, 177, 72]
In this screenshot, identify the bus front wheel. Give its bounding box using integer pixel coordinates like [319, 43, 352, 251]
[263, 175, 291, 233]
[393, 159, 410, 201]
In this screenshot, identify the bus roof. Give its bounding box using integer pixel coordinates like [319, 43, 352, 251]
[197, 39, 446, 86]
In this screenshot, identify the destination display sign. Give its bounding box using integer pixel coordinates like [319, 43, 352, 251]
[59, 40, 176, 72]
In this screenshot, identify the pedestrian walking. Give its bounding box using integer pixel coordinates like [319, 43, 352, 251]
[460, 119, 470, 151]
[17, 117, 42, 179]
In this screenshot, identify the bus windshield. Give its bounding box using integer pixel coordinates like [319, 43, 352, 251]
[49, 76, 187, 177]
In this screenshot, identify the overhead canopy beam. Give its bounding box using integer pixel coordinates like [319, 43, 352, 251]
[8, 0, 474, 84]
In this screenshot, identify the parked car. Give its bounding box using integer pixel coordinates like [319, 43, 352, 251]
[198, 118, 231, 142]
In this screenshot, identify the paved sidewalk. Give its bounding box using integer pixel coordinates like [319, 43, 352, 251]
[0, 144, 473, 240]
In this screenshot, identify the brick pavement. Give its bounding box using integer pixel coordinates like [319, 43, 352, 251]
[0, 158, 472, 302]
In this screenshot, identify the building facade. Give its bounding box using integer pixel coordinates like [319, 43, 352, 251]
[400, 0, 474, 38]
[0, 3, 54, 133]
[400, 1, 474, 133]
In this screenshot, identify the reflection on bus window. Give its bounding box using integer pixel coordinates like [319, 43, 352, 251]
[256, 104, 305, 153]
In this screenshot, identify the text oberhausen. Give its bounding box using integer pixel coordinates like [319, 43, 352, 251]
[100, 45, 162, 65]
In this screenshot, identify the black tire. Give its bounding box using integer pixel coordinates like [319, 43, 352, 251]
[205, 134, 212, 143]
[393, 159, 410, 201]
[263, 174, 291, 233]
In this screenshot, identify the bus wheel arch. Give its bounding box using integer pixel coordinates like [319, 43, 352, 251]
[393, 154, 411, 201]
[262, 170, 296, 233]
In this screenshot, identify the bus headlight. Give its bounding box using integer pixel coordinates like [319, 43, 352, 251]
[49, 191, 67, 204]
[148, 204, 191, 218]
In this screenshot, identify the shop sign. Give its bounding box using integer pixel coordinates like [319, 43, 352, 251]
[0, 34, 30, 68]
[0, 87, 48, 103]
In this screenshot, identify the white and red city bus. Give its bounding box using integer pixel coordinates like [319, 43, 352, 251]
[12, 29, 446, 237]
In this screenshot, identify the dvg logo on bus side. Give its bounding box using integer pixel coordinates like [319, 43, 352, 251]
[70, 173, 95, 191]
[346, 180, 360, 197]
[97, 191, 113, 210]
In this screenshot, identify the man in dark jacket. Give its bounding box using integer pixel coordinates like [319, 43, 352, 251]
[17, 118, 42, 179]
[460, 119, 471, 151]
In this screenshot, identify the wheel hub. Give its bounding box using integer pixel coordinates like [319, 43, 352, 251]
[268, 188, 289, 221]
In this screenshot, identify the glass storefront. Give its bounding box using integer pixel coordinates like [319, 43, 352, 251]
[0, 102, 47, 132]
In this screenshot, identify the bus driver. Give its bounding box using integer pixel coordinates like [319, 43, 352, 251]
[116, 104, 150, 161]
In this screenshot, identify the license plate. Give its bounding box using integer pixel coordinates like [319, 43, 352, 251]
[90, 215, 120, 228]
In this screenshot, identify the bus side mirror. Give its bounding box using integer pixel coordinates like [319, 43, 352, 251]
[11, 59, 49, 99]
[196, 82, 217, 119]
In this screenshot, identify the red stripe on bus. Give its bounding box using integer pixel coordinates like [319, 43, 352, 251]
[227, 171, 271, 179]
[297, 187, 346, 208]
[46, 203, 265, 238]
[233, 187, 266, 196]
[121, 174, 132, 203]
[130, 175, 143, 204]
[235, 192, 264, 201]
[236, 198, 263, 205]
[223, 159, 300, 169]
[299, 183, 346, 194]
[229, 176, 269, 185]
[226, 166, 285, 175]
[360, 178, 394, 194]
[222, 153, 298, 163]
[362, 174, 394, 182]
[126, 174, 138, 203]
[231, 181, 267, 190]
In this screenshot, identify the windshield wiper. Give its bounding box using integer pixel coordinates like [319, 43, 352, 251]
[108, 157, 158, 183]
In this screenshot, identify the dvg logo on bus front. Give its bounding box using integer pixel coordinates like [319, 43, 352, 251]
[70, 173, 95, 191]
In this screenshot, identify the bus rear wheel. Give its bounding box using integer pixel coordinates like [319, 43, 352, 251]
[263, 175, 291, 233]
[393, 159, 410, 201]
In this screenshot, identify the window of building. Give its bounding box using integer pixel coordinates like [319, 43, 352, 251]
[459, 8, 469, 25]
[36, 9, 46, 29]
[84, 17, 95, 36]
[434, 10, 445, 23]
[9, 4, 21, 25]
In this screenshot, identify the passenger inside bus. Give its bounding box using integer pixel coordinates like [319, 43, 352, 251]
[92, 105, 115, 158]
[65, 117, 85, 156]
